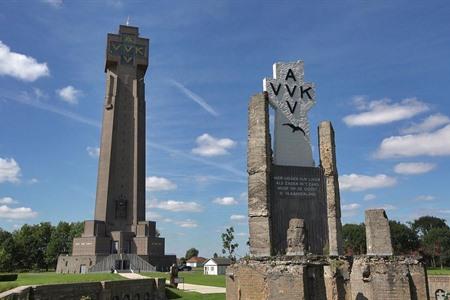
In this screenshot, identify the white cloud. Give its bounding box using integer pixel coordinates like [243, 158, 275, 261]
[146, 211, 173, 223]
[343, 98, 428, 126]
[230, 214, 246, 223]
[57, 86, 82, 104]
[86, 146, 100, 158]
[213, 197, 238, 206]
[363, 194, 376, 201]
[7, 90, 101, 128]
[170, 79, 219, 117]
[394, 162, 436, 175]
[339, 174, 397, 192]
[33, 88, 47, 100]
[0, 158, 21, 183]
[192, 133, 236, 157]
[176, 219, 198, 228]
[147, 211, 162, 221]
[42, 0, 63, 7]
[0, 197, 18, 205]
[145, 176, 177, 192]
[0, 205, 37, 219]
[0, 41, 49, 81]
[342, 203, 361, 217]
[28, 178, 39, 184]
[149, 200, 203, 212]
[236, 232, 248, 237]
[376, 124, 450, 158]
[106, 0, 123, 8]
[148, 142, 246, 177]
[401, 114, 450, 134]
[414, 195, 435, 202]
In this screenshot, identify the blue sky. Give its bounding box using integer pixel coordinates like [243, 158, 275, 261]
[1, 0, 450, 258]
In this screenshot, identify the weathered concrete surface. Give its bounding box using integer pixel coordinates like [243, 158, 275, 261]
[286, 218, 306, 256]
[227, 256, 428, 300]
[408, 263, 430, 300]
[247, 93, 272, 257]
[227, 259, 309, 300]
[365, 209, 393, 256]
[226, 256, 348, 300]
[324, 258, 352, 300]
[319, 121, 343, 256]
[350, 256, 429, 300]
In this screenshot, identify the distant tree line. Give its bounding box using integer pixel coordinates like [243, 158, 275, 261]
[343, 216, 450, 268]
[0, 222, 83, 272]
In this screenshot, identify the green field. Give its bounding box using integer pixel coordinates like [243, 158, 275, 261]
[427, 268, 450, 275]
[0, 272, 123, 293]
[141, 269, 226, 288]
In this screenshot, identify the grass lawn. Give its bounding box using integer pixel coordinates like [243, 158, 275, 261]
[0, 272, 123, 293]
[141, 269, 226, 288]
[166, 287, 225, 300]
[427, 268, 450, 275]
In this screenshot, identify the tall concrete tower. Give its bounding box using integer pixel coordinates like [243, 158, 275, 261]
[56, 25, 175, 274]
[95, 25, 147, 233]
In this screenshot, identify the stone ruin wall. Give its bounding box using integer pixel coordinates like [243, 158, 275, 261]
[0, 278, 166, 300]
[226, 256, 429, 300]
[230, 91, 432, 300]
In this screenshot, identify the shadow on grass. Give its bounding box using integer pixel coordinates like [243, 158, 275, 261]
[166, 288, 182, 299]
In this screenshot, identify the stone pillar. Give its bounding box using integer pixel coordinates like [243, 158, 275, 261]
[365, 209, 393, 256]
[318, 121, 343, 256]
[286, 218, 306, 255]
[247, 93, 272, 257]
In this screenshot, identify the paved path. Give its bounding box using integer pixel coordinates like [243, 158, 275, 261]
[174, 282, 225, 294]
[118, 272, 149, 279]
[118, 272, 226, 294]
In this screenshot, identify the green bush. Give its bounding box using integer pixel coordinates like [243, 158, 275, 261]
[0, 274, 18, 281]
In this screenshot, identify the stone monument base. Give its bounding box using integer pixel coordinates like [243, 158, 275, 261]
[226, 255, 428, 300]
[57, 254, 176, 273]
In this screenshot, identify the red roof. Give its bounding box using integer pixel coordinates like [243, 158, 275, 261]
[186, 256, 207, 263]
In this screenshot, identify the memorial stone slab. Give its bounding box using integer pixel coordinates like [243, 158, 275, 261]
[263, 61, 315, 167]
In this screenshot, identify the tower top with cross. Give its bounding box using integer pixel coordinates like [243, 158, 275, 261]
[105, 25, 149, 73]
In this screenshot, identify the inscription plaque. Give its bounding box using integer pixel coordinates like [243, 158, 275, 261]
[271, 165, 328, 254]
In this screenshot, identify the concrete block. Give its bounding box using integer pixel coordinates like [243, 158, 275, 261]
[319, 121, 343, 256]
[365, 209, 393, 256]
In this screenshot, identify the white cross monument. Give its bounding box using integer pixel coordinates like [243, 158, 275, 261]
[263, 61, 315, 167]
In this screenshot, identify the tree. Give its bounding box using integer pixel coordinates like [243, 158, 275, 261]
[46, 222, 72, 268]
[185, 248, 199, 260]
[422, 227, 450, 268]
[342, 223, 366, 255]
[411, 216, 448, 237]
[222, 227, 239, 261]
[389, 220, 419, 255]
[213, 252, 218, 258]
[0, 229, 15, 272]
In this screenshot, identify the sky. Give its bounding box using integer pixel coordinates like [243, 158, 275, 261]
[0, 0, 450, 258]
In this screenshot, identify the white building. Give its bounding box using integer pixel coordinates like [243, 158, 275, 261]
[203, 257, 231, 275]
[186, 256, 207, 268]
